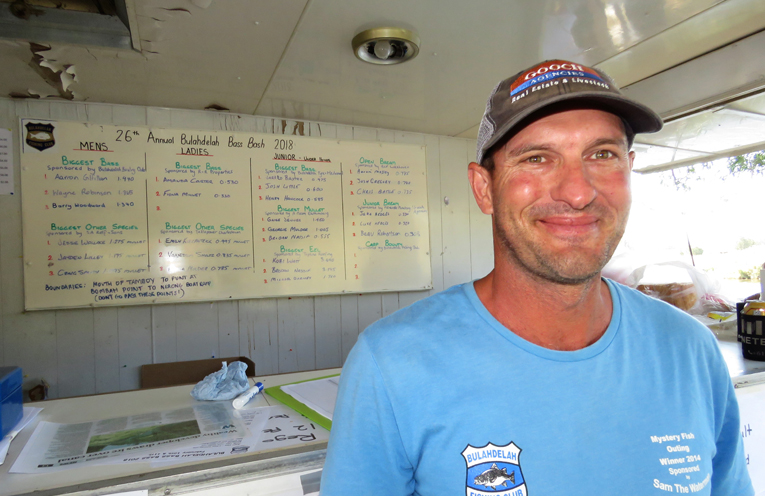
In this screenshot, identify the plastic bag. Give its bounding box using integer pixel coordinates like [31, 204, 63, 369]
[625, 261, 736, 315]
[190, 361, 249, 401]
[602, 250, 649, 285]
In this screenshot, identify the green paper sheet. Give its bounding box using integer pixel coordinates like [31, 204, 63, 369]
[264, 374, 340, 431]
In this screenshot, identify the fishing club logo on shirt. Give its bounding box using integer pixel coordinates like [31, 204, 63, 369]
[461, 442, 527, 496]
[25, 121, 56, 151]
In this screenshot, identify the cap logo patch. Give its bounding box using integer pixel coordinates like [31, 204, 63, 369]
[509, 60, 604, 97]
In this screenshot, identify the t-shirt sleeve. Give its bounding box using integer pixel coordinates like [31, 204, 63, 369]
[320, 334, 414, 495]
[709, 352, 754, 496]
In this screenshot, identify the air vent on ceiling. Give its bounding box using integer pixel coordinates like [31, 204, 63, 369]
[352, 27, 420, 65]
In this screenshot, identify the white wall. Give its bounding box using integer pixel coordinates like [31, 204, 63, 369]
[0, 98, 493, 399]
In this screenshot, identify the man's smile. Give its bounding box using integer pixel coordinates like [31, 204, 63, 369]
[536, 214, 601, 237]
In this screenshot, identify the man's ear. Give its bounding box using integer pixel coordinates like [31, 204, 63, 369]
[468, 162, 494, 215]
[628, 150, 635, 171]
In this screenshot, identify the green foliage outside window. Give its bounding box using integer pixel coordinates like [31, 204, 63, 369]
[660, 150, 765, 191]
[736, 238, 756, 250]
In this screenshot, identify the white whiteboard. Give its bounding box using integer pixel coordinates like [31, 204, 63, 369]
[736, 381, 765, 495]
[19, 119, 431, 310]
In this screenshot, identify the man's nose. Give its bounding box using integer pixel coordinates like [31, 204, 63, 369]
[549, 159, 597, 210]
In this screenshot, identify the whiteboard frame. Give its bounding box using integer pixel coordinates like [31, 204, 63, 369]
[18, 119, 434, 310]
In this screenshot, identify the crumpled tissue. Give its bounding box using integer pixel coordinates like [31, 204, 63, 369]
[190, 361, 249, 401]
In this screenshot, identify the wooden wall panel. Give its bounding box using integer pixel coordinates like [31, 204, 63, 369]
[314, 295, 342, 369]
[4, 101, 57, 396]
[151, 305, 178, 364]
[281, 296, 316, 372]
[111, 104, 146, 126]
[175, 302, 219, 361]
[2, 151, 59, 392]
[56, 308, 95, 397]
[117, 306, 152, 390]
[340, 294, 359, 362]
[469, 182, 494, 280]
[381, 293, 399, 318]
[357, 293, 382, 334]
[378, 129, 395, 143]
[1, 98, 483, 398]
[217, 300, 240, 359]
[275, 298, 298, 373]
[240, 298, 278, 375]
[237, 302, 252, 361]
[170, 109, 216, 131]
[214, 113, 248, 133]
[84, 103, 114, 125]
[424, 134, 445, 297]
[4, 312, 58, 398]
[25, 100, 52, 120]
[94, 307, 120, 393]
[146, 107, 172, 128]
[255, 117, 273, 134]
[49, 101, 86, 122]
[439, 138, 473, 290]
[466, 140, 494, 280]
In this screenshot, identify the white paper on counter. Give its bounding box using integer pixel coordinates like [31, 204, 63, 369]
[149, 404, 328, 468]
[147, 405, 271, 467]
[251, 404, 329, 450]
[10, 403, 328, 473]
[0, 407, 43, 464]
[10, 403, 246, 473]
[280, 376, 339, 420]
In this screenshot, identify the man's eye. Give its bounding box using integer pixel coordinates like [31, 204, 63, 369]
[593, 150, 614, 159]
[526, 155, 544, 163]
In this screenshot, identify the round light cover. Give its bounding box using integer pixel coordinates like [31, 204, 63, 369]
[352, 27, 420, 65]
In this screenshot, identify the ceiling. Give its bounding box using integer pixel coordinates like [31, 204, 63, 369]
[1, 0, 765, 163]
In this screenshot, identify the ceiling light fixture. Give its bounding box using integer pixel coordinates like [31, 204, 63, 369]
[352, 27, 420, 65]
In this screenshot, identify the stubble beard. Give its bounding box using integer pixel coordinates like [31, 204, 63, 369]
[493, 204, 628, 286]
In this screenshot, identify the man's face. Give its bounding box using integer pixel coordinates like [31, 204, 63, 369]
[469, 108, 634, 285]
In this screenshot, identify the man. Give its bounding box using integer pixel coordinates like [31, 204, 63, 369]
[320, 60, 752, 495]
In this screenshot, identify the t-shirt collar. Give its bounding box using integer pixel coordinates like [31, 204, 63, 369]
[463, 278, 622, 362]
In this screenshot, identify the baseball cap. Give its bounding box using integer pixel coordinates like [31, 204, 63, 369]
[475, 59, 663, 164]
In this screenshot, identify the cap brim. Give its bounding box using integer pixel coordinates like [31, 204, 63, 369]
[482, 92, 663, 156]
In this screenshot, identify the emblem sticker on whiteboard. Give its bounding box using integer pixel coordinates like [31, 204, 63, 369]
[462, 442, 527, 496]
[23, 120, 57, 153]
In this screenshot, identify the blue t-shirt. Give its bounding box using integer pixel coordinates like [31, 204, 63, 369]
[321, 280, 753, 495]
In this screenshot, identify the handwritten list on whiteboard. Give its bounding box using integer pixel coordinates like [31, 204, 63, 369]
[736, 382, 765, 494]
[19, 119, 431, 310]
